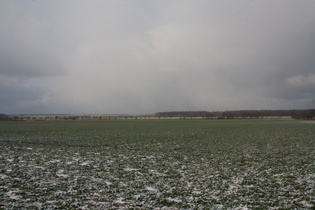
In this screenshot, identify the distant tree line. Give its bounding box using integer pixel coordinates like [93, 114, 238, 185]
[1, 114, 153, 121]
[154, 110, 315, 120]
[2, 110, 314, 121]
[291, 109, 315, 120]
[0, 113, 8, 120]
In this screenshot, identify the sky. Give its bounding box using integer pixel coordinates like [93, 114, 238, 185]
[1, 0, 315, 114]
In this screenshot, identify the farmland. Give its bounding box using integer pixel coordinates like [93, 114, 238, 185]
[0, 119, 314, 209]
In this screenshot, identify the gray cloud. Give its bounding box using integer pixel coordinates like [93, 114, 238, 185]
[0, 1, 64, 78]
[1, 0, 315, 114]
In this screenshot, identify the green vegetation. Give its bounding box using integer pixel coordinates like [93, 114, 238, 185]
[0, 119, 314, 209]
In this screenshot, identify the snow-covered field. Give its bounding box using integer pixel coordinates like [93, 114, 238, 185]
[0, 119, 314, 209]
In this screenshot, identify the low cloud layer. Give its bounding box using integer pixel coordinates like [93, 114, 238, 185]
[1, 0, 315, 114]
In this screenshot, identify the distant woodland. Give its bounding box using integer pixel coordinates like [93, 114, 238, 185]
[154, 109, 315, 120]
[1, 109, 314, 121]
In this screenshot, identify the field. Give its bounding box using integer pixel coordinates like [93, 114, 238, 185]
[0, 119, 314, 209]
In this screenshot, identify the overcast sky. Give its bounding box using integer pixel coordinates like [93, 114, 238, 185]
[1, 0, 315, 114]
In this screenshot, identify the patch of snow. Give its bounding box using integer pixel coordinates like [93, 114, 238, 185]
[145, 186, 158, 192]
[91, 177, 103, 183]
[5, 190, 22, 200]
[299, 121, 315, 124]
[105, 181, 112, 186]
[192, 189, 201, 194]
[114, 197, 130, 205]
[0, 174, 8, 179]
[299, 200, 313, 208]
[214, 204, 224, 209]
[148, 169, 166, 176]
[210, 195, 219, 200]
[56, 173, 69, 178]
[166, 197, 182, 203]
[133, 194, 141, 200]
[49, 159, 61, 163]
[81, 161, 92, 166]
[56, 170, 69, 178]
[54, 190, 66, 195]
[32, 202, 42, 208]
[124, 167, 138, 171]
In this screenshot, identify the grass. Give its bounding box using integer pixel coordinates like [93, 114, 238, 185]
[0, 119, 314, 209]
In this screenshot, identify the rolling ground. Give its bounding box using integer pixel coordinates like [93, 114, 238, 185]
[0, 119, 314, 209]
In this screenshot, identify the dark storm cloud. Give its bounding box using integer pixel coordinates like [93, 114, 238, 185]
[0, 0, 64, 113]
[0, 76, 49, 113]
[0, 1, 64, 78]
[0, 46, 63, 78]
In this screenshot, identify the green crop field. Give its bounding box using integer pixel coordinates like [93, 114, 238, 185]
[0, 119, 314, 209]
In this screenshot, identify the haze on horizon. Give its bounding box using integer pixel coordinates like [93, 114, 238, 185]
[1, 0, 315, 115]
